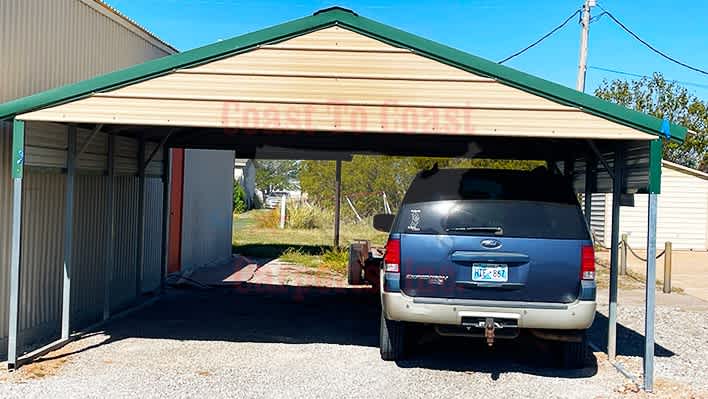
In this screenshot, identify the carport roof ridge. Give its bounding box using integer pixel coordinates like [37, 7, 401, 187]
[0, 6, 686, 142]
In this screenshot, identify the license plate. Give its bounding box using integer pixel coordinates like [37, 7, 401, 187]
[472, 263, 508, 282]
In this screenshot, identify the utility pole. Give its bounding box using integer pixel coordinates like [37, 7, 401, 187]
[576, 0, 595, 92]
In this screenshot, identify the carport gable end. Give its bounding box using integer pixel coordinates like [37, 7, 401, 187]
[0, 6, 687, 142]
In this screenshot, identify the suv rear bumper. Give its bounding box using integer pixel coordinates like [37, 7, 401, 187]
[382, 292, 596, 330]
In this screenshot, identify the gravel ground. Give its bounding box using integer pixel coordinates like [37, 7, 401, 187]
[1, 286, 706, 399]
[590, 295, 708, 394]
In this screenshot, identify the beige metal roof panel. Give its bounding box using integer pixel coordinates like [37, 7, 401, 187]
[270, 25, 396, 50]
[189, 49, 489, 81]
[21, 96, 653, 139]
[17, 26, 655, 141]
[104, 72, 568, 110]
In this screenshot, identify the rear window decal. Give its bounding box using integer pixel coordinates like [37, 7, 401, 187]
[408, 209, 421, 231]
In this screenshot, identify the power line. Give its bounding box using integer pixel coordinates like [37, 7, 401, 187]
[588, 66, 708, 90]
[597, 6, 708, 76]
[498, 9, 581, 64]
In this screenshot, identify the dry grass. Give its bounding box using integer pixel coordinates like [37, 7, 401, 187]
[594, 255, 684, 293]
[233, 210, 386, 275]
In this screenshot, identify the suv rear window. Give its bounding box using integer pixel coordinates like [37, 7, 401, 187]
[394, 168, 589, 240]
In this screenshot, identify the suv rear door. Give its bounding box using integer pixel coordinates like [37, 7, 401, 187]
[396, 169, 591, 304]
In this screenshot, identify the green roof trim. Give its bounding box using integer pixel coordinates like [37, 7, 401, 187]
[0, 7, 686, 142]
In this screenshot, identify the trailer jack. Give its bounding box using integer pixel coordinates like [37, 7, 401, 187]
[485, 318, 495, 346]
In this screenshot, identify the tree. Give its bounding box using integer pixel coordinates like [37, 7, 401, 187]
[595, 73, 707, 171]
[254, 160, 300, 195]
[300, 156, 542, 221]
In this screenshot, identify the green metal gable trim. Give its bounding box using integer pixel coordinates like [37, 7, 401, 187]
[0, 7, 686, 142]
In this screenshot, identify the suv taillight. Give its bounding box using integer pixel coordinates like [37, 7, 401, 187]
[581, 245, 595, 280]
[383, 239, 400, 273]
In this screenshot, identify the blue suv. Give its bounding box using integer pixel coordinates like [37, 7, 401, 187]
[373, 167, 596, 368]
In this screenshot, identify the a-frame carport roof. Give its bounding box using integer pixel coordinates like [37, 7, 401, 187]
[0, 6, 686, 142]
[1, 7, 683, 391]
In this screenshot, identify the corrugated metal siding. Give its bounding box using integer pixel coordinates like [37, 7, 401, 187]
[71, 175, 109, 327]
[590, 194, 609, 246]
[618, 166, 708, 251]
[24, 121, 149, 177]
[180, 150, 234, 270]
[19, 172, 66, 349]
[0, 0, 172, 103]
[19, 26, 654, 141]
[143, 178, 164, 292]
[111, 176, 139, 310]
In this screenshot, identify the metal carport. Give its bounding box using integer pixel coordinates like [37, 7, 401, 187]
[0, 6, 687, 391]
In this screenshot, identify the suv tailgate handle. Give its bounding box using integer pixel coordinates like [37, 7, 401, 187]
[450, 251, 529, 264]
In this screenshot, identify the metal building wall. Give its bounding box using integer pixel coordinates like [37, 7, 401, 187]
[18, 172, 66, 349]
[0, 0, 173, 103]
[0, 0, 173, 358]
[180, 150, 234, 271]
[144, 179, 164, 292]
[599, 165, 708, 251]
[71, 175, 109, 327]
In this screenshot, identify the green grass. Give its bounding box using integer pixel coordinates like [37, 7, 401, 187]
[232, 210, 387, 274]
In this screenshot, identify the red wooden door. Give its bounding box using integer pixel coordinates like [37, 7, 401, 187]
[168, 149, 184, 273]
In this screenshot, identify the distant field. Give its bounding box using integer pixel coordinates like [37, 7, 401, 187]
[232, 209, 387, 274]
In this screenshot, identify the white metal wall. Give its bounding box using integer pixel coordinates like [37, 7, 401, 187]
[181, 149, 234, 271]
[592, 164, 708, 251]
[0, 0, 173, 103]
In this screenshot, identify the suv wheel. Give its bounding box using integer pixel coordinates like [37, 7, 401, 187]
[561, 333, 589, 369]
[380, 311, 406, 361]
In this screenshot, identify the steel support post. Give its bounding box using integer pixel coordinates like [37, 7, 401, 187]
[333, 159, 342, 248]
[644, 193, 658, 391]
[643, 139, 662, 392]
[160, 147, 172, 293]
[136, 135, 146, 298]
[103, 133, 115, 320]
[584, 156, 596, 224]
[608, 146, 624, 361]
[61, 125, 77, 340]
[7, 119, 25, 370]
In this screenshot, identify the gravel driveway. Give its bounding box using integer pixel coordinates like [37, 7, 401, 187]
[1, 286, 705, 399]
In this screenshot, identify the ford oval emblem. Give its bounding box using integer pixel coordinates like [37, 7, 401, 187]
[480, 239, 502, 249]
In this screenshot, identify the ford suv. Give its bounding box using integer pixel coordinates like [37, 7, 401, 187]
[373, 167, 596, 368]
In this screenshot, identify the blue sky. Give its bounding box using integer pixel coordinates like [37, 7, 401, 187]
[109, 0, 708, 99]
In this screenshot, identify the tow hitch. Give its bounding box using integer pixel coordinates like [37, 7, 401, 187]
[484, 318, 495, 346]
[435, 316, 519, 346]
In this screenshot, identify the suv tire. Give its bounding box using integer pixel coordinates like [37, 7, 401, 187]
[561, 333, 589, 369]
[380, 311, 405, 361]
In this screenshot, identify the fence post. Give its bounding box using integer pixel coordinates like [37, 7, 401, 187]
[663, 241, 672, 294]
[620, 233, 628, 275]
[279, 194, 286, 229]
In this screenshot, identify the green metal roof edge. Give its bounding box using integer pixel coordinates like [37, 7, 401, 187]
[0, 7, 686, 142]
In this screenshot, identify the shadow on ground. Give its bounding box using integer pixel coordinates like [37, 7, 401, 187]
[588, 312, 675, 357]
[31, 285, 606, 379]
[232, 244, 330, 260]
